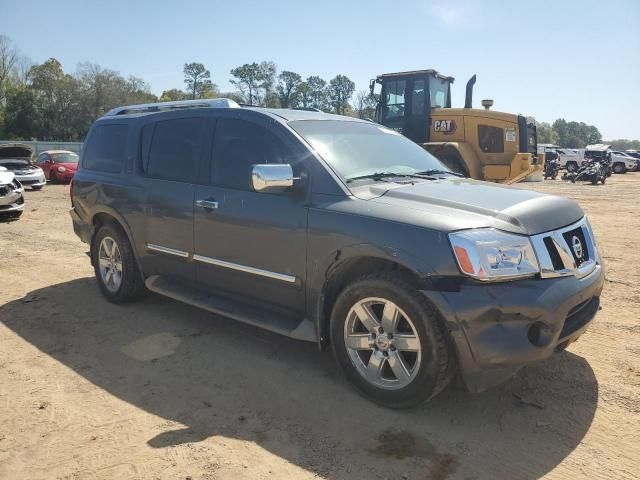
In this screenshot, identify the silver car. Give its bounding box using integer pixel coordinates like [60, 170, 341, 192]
[0, 167, 24, 219]
[0, 144, 46, 190]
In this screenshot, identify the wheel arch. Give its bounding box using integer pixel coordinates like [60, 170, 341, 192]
[89, 209, 142, 273]
[422, 142, 479, 178]
[316, 252, 424, 350]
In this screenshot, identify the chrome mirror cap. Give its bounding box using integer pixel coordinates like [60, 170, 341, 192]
[251, 164, 293, 193]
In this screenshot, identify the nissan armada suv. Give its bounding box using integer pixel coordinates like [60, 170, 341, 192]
[71, 99, 604, 408]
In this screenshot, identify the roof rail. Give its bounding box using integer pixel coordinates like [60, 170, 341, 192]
[103, 98, 241, 116]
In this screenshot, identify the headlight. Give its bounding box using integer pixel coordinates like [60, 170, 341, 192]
[449, 229, 539, 281]
[57, 166, 66, 172]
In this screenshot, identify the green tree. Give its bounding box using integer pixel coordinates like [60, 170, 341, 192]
[230, 61, 277, 106]
[294, 81, 312, 108]
[4, 87, 42, 139]
[327, 74, 355, 115]
[306, 75, 327, 110]
[160, 88, 189, 102]
[535, 121, 559, 144]
[276, 70, 302, 108]
[183, 62, 214, 99]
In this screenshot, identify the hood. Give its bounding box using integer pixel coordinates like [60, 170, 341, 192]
[0, 143, 33, 160]
[0, 168, 16, 185]
[357, 178, 584, 236]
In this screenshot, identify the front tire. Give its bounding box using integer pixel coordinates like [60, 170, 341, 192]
[330, 273, 454, 408]
[613, 163, 626, 174]
[566, 162, 578, 173]
[92, 223, 145, 303]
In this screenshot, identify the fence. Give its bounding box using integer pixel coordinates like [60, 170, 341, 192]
[0, 140, 83, 157]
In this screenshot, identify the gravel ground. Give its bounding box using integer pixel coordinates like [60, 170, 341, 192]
[0, 176, 638, 480]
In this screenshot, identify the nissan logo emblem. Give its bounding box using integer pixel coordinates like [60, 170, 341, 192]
[572, 236, 583, 259]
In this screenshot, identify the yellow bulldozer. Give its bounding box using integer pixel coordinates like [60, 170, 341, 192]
[369, 70, 541, 184]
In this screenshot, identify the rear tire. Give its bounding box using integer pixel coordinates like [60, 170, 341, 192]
[330, 273, 454, 408]
[566, 162, 578, 173]
[92, 223, 145, 303]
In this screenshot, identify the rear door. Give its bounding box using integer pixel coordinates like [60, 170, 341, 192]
[137, 111, 207, 281]
[193, 114, 308, 313]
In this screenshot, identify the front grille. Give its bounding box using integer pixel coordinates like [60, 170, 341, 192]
[531, 218, 598, 279]
[561, 227, 589, 267]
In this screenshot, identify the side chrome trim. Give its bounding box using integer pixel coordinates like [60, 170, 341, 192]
[193, 254, 297, 284]
[146, 243, 190, 258]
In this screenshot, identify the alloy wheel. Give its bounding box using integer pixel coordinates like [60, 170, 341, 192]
[344, 297, 422, 390]
[98, 236, 123, 292]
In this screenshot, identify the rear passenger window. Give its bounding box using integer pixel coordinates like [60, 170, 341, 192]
[478, 125, 504, 153]
[211, 119, 290, 190]
[146, 117, 204, 182]
[83, 124, 128, 173]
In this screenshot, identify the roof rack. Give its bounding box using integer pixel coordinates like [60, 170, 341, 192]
[103, 98, 241, 116]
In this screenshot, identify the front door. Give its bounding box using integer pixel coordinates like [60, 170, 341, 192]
[193, 116, 308, 313]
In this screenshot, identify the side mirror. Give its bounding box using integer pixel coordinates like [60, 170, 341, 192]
[251, 164, 294, 193]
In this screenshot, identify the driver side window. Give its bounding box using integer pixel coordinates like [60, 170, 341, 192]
[211, 118, 290, 191]
[384, 80, 406, 120]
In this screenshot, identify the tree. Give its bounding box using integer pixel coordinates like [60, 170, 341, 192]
[160, 88, 189, 102]
[535, 121, 559, 144]
[276, 70, 302, 108]
[4, 87, 42, 139]
[183, 62, 214, 99]
[230, 61, 277, 106]
[353, 90, 377, 119]
[327, 74, 355, 115]
[294, 81, 312, 108]
[306, 75, 327, 110]
[0, 35, 18, 103]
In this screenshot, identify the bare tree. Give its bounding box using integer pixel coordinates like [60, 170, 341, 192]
[0, 35, 19, 103]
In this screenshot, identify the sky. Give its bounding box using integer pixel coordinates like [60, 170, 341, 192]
[1, 0, 639, 139]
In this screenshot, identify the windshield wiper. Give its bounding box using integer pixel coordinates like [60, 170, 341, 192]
[414, 169, 464, 177]
[346, 172, 412, 183]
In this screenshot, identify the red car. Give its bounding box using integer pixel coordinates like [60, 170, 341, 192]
[36, 150, 79, 183]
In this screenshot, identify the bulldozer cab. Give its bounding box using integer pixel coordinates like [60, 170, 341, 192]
[370, 70, 454, 143]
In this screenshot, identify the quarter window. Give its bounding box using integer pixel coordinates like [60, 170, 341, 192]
[478, 125, 504, 153]
[211, 118, 289, 190]
[146, 117, 204, 182]
[82, 124, 128, 173]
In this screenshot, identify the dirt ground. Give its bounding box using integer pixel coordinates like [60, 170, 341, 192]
[0, 176, 638, 480]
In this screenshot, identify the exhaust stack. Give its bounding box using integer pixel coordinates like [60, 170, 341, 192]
[464, 74, 476, 108]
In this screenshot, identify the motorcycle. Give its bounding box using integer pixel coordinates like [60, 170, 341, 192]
[543, 157, 560, 180]
[563, 159, 607, 185]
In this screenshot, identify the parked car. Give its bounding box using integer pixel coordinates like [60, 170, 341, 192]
[36, 150, 79, 183]
[556, 148, 585, 172]
[610, 151, 638, 173]
[0, 143, 46, 190]
[625, 150, 640, 170]
[0, 166, 25, 219]
[71, 99, 605, 407]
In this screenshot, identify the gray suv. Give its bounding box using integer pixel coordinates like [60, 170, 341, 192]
[71, 99, 605, 407]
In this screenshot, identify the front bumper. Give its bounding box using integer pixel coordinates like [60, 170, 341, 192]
[15, 171, 46, 187]
[422, 263, 605, 392]
[0, 190, 25, 213]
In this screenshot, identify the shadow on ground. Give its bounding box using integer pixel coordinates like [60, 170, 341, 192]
[1, 277, 599, 479]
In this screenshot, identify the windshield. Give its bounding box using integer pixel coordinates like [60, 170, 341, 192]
[52, 152, 79, 163]
[290, 120, 447, 182]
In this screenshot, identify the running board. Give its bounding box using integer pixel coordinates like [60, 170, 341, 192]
[145, 275, 316, 343]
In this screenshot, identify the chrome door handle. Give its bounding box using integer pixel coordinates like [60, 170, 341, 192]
[195, 199, 219, 209]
